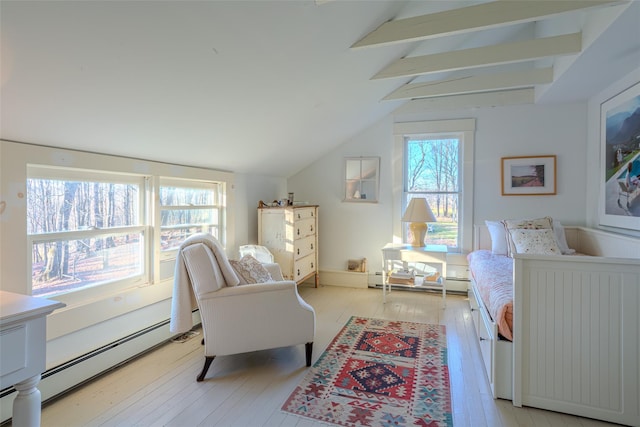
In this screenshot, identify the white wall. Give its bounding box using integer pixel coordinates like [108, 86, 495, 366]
[231, 173, 287, 258]
[289, 102, 589, 272]
[288, 117, 395, 272]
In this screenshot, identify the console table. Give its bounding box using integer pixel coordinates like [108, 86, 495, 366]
[381, 244, 448, 307]
[0, 291, 64, 427]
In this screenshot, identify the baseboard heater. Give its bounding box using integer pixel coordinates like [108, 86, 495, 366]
[369, 271, 467, 295]
[0, 311, 200, 424]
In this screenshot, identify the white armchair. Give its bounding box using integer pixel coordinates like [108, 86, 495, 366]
[170, 233, 315, 382]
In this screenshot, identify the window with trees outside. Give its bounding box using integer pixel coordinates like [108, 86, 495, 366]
[404, 135, 461, 250]
[394, 119, 475, 253]
[159, 178, 223, 256]
[27, 166, 224, 298]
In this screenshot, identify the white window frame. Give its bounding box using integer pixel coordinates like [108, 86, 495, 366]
[393, 119, 475, 253]
[26, 165, 149, 305]
[2, 141, 233, 311]
[403, 134, 462, 250]
[25, 171, 229, 304]
[156, 177, 226, 262]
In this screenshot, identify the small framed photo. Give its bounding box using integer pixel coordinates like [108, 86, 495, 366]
[501, 155, 556, 196]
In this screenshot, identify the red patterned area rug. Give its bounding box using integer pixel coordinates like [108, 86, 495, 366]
[282, 316, 452, 426]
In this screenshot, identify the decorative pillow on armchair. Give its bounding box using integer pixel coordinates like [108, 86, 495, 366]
[230, 255, 274, 285]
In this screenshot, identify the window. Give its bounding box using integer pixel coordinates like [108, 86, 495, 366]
[27, 167, 146, 298]
[158, 178, 224, 255]
[344, 157, 380, 202]
[393, 120, 475, 253]
[404, 136, 460, 249]
[26, 168, 227, 298]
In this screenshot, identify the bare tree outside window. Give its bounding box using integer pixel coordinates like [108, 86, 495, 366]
[27, 177, 143, 297]
[159, 184, 221, 251]
[27, 175, 223, 298]
[405, 137, 460, 249]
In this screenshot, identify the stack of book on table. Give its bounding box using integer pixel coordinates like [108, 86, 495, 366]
[388, 269, 415, 285]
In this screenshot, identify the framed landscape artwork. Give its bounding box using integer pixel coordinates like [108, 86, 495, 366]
[599, 81, 640, 231]
[501, 155, 556, 196]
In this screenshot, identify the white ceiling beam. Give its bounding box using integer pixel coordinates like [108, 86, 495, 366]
[373, 32, 581, 80]
[394, 89, 535, 113]
[352, 0, 619, 49]
[383, 67, 553, 100]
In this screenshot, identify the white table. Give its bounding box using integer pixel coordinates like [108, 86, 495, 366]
[0, 291, 65, 427]
[381, 244, 448, 307]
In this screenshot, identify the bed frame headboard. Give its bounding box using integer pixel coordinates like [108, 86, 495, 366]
[473, 224, 580, 251]
[474, 225, 492, 251]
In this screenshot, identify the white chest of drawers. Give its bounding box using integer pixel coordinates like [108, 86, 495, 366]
[258, 205, 319, 286]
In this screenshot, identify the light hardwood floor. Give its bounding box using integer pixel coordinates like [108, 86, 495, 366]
[37, 285, 619, 427]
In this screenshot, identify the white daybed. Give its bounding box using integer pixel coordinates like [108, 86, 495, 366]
[468, 225, 640, 426]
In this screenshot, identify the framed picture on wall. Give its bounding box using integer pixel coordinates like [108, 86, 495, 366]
[599, 81, 640, 231]
[501, 155, 556, 196]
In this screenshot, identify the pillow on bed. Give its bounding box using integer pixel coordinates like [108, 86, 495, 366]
[552, 220, 575, 255]
[502, 216, 553, 257]
[509, 228, 562, 255]
[485, 220, 509, 255]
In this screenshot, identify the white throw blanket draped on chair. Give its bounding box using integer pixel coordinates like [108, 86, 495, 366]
[170, 233, 240, 334]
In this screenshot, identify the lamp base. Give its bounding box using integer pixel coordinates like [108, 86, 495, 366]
[407, 222, 427, 247]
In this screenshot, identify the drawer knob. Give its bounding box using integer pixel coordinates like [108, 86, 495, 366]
[297, 269, 300, 276]
[479, 337, 487, 341]
[310, 243, 314, 250]
[310, 225, 313, 232]
[311, 262, 314, 268]
[297, 248, 300, 255]
[297, 229, 300, 236]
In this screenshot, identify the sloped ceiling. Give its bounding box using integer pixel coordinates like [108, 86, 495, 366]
[1, 0, 638, 177]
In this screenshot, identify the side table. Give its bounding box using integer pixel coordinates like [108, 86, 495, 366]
[381, 244, 448, 307]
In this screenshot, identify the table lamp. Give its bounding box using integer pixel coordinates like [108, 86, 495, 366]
[402, 198, 436, 247]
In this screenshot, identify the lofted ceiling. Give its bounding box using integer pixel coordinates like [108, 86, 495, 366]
[1, 0, 638, 177]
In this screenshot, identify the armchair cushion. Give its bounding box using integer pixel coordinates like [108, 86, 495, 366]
[182, 243, 226, 294]
[230, 255, 274, 284]
[262, 263, 284, 281]
[170, 233, 240, 335]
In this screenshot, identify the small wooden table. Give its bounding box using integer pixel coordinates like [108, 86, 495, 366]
[381, 244, 448, 307]
[0, 291, 65, 427]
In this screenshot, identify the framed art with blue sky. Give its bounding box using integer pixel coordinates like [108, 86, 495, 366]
[599, 81, 640, 231]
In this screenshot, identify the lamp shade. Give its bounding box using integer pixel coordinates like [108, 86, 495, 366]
[402, 198, 436, 223]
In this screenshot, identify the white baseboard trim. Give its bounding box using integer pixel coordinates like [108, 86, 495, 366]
[319, 270, 368, 288]
[368, 271, 469, 293]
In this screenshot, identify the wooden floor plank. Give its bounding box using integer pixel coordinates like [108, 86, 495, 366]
[36, 285, 619, 427]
